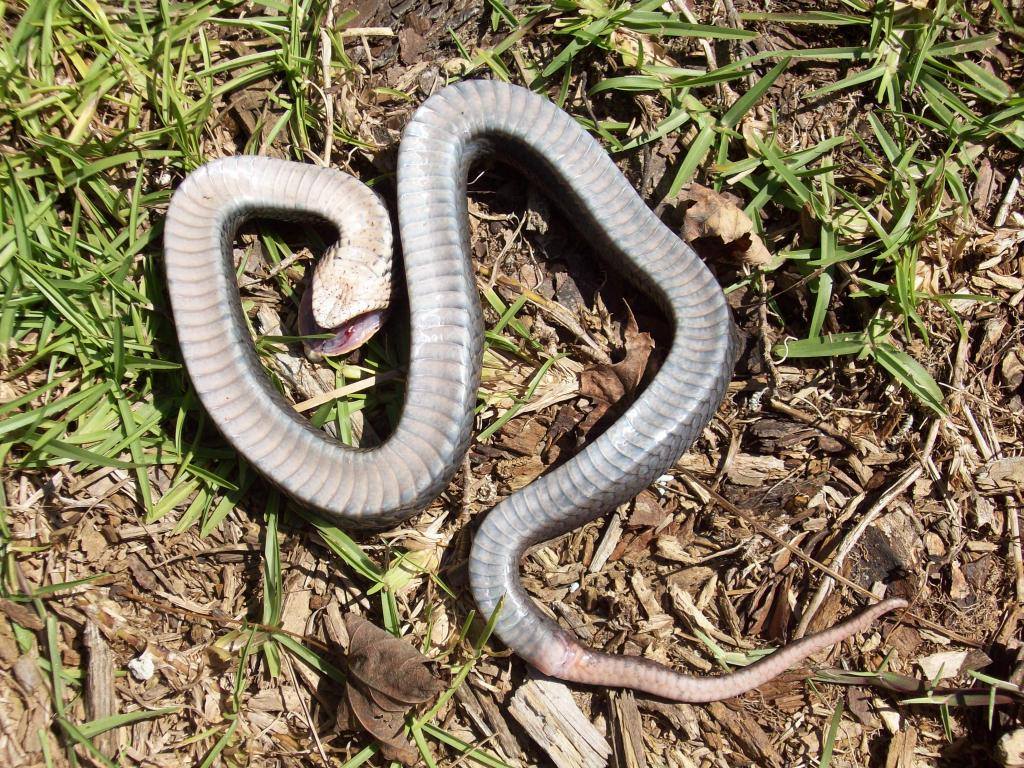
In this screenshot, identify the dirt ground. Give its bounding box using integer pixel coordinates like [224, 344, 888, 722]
[3, 1, 1024, 767]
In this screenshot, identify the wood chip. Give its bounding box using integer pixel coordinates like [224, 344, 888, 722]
[84, 621, 118, 758]
[884, 724, 918, 768]
[0, 599, 43, 631]
[725, 454, 786, 486]
[610, 691, 648, 768]
[589, 515, 622, 574]
[708, 702, 782, 767]
[509, 677, 611, 768]
[456, 683, 523, 766]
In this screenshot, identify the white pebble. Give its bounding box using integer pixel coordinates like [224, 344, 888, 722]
[127, 650, 155, 681]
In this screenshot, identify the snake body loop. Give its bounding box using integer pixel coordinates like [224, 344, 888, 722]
[165, 80, 905, 702]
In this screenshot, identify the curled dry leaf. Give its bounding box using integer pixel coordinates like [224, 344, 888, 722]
[979, 456, 1024, 490]
[1001, 346, 1023, 390]
[678, 182, 773, 267]
[579, 310, 654, 434]
[337, 614, 445, 765]
[612, 27, 674, 69]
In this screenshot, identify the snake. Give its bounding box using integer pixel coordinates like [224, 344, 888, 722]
[164, 79, 906, 702]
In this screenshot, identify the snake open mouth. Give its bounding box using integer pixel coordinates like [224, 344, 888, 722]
[298, 287, 386, 359]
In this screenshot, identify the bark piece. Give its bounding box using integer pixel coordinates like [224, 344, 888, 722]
[84, 621, 118, 758]
[610, 691, 647, 768]
[508, 677, 611, 768]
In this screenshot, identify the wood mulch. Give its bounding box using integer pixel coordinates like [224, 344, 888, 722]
[3, 1, 1023, 766]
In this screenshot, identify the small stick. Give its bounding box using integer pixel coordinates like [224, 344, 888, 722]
[283, 652, 331, 768]
[795, 465, 922, 638]
[994, 166, 1021, 228]
[338, 27, 394, 37]
[292, 370, 402, 413]
[768, 397, 870, 453]
[679, 472, 982, 647]
[320, 26, 334, 166]
[981, 386, 1024, 607]
[108, 584, 334, 653]
[1009, 489, 1024, 605]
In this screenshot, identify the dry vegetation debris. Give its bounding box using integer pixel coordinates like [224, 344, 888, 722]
[2, 0, 1024, 767]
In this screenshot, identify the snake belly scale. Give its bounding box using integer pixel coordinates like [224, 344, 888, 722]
[164, 79, 905, 702]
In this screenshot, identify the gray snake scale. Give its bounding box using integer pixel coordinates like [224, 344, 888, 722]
[165, 80, 905, 702]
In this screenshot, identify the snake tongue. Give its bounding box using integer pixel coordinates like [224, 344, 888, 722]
[298, 288, 385, 359]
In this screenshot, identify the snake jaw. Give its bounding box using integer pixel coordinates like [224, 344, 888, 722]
[298, 287, 387, 360]
[298, 239, 392, 359]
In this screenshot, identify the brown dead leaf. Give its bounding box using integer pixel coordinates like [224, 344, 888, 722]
[346, 614, 444, 704]
[579, 310, 654, 434]
[338, 614, 445, 765]
[346, 683, 412, 760]
[678, 183, 772, 266]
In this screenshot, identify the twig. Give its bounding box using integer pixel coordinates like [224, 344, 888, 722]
[980, 381, 1024, 606]
[486, 214, 528, 289]
[320, 25, 334, 166]
[794, 465, 922, 638]
[667, 1, 733, 105]
[994, 165, 1021, 228]
[292, 370, 402, 413]
[284, 652, 331, 768]
[719, 0, 760, 87]
[678, 472, 982, 647]
[449, 733, 503, 768]
[237, 251, 307, 288]
[339, 27, 394, 37]
[109, 584, 333, 653]
[768, 397, 871, 453]
[915, 324, 969, 555]
[758, 275, 781, 390]
[947, 320, 972, 416]
[961, 402, 993, 461]
[1009, 489, 1024, 605]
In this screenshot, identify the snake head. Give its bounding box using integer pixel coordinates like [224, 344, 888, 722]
[298, 238, 392, 360]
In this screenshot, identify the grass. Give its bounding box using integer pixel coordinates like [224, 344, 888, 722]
[1, 0, 1021, 764]
[463, 0, 1023, 415]
[0, 1, 527, 762]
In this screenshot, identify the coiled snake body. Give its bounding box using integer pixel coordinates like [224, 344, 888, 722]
[164, 80, 904, 702]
